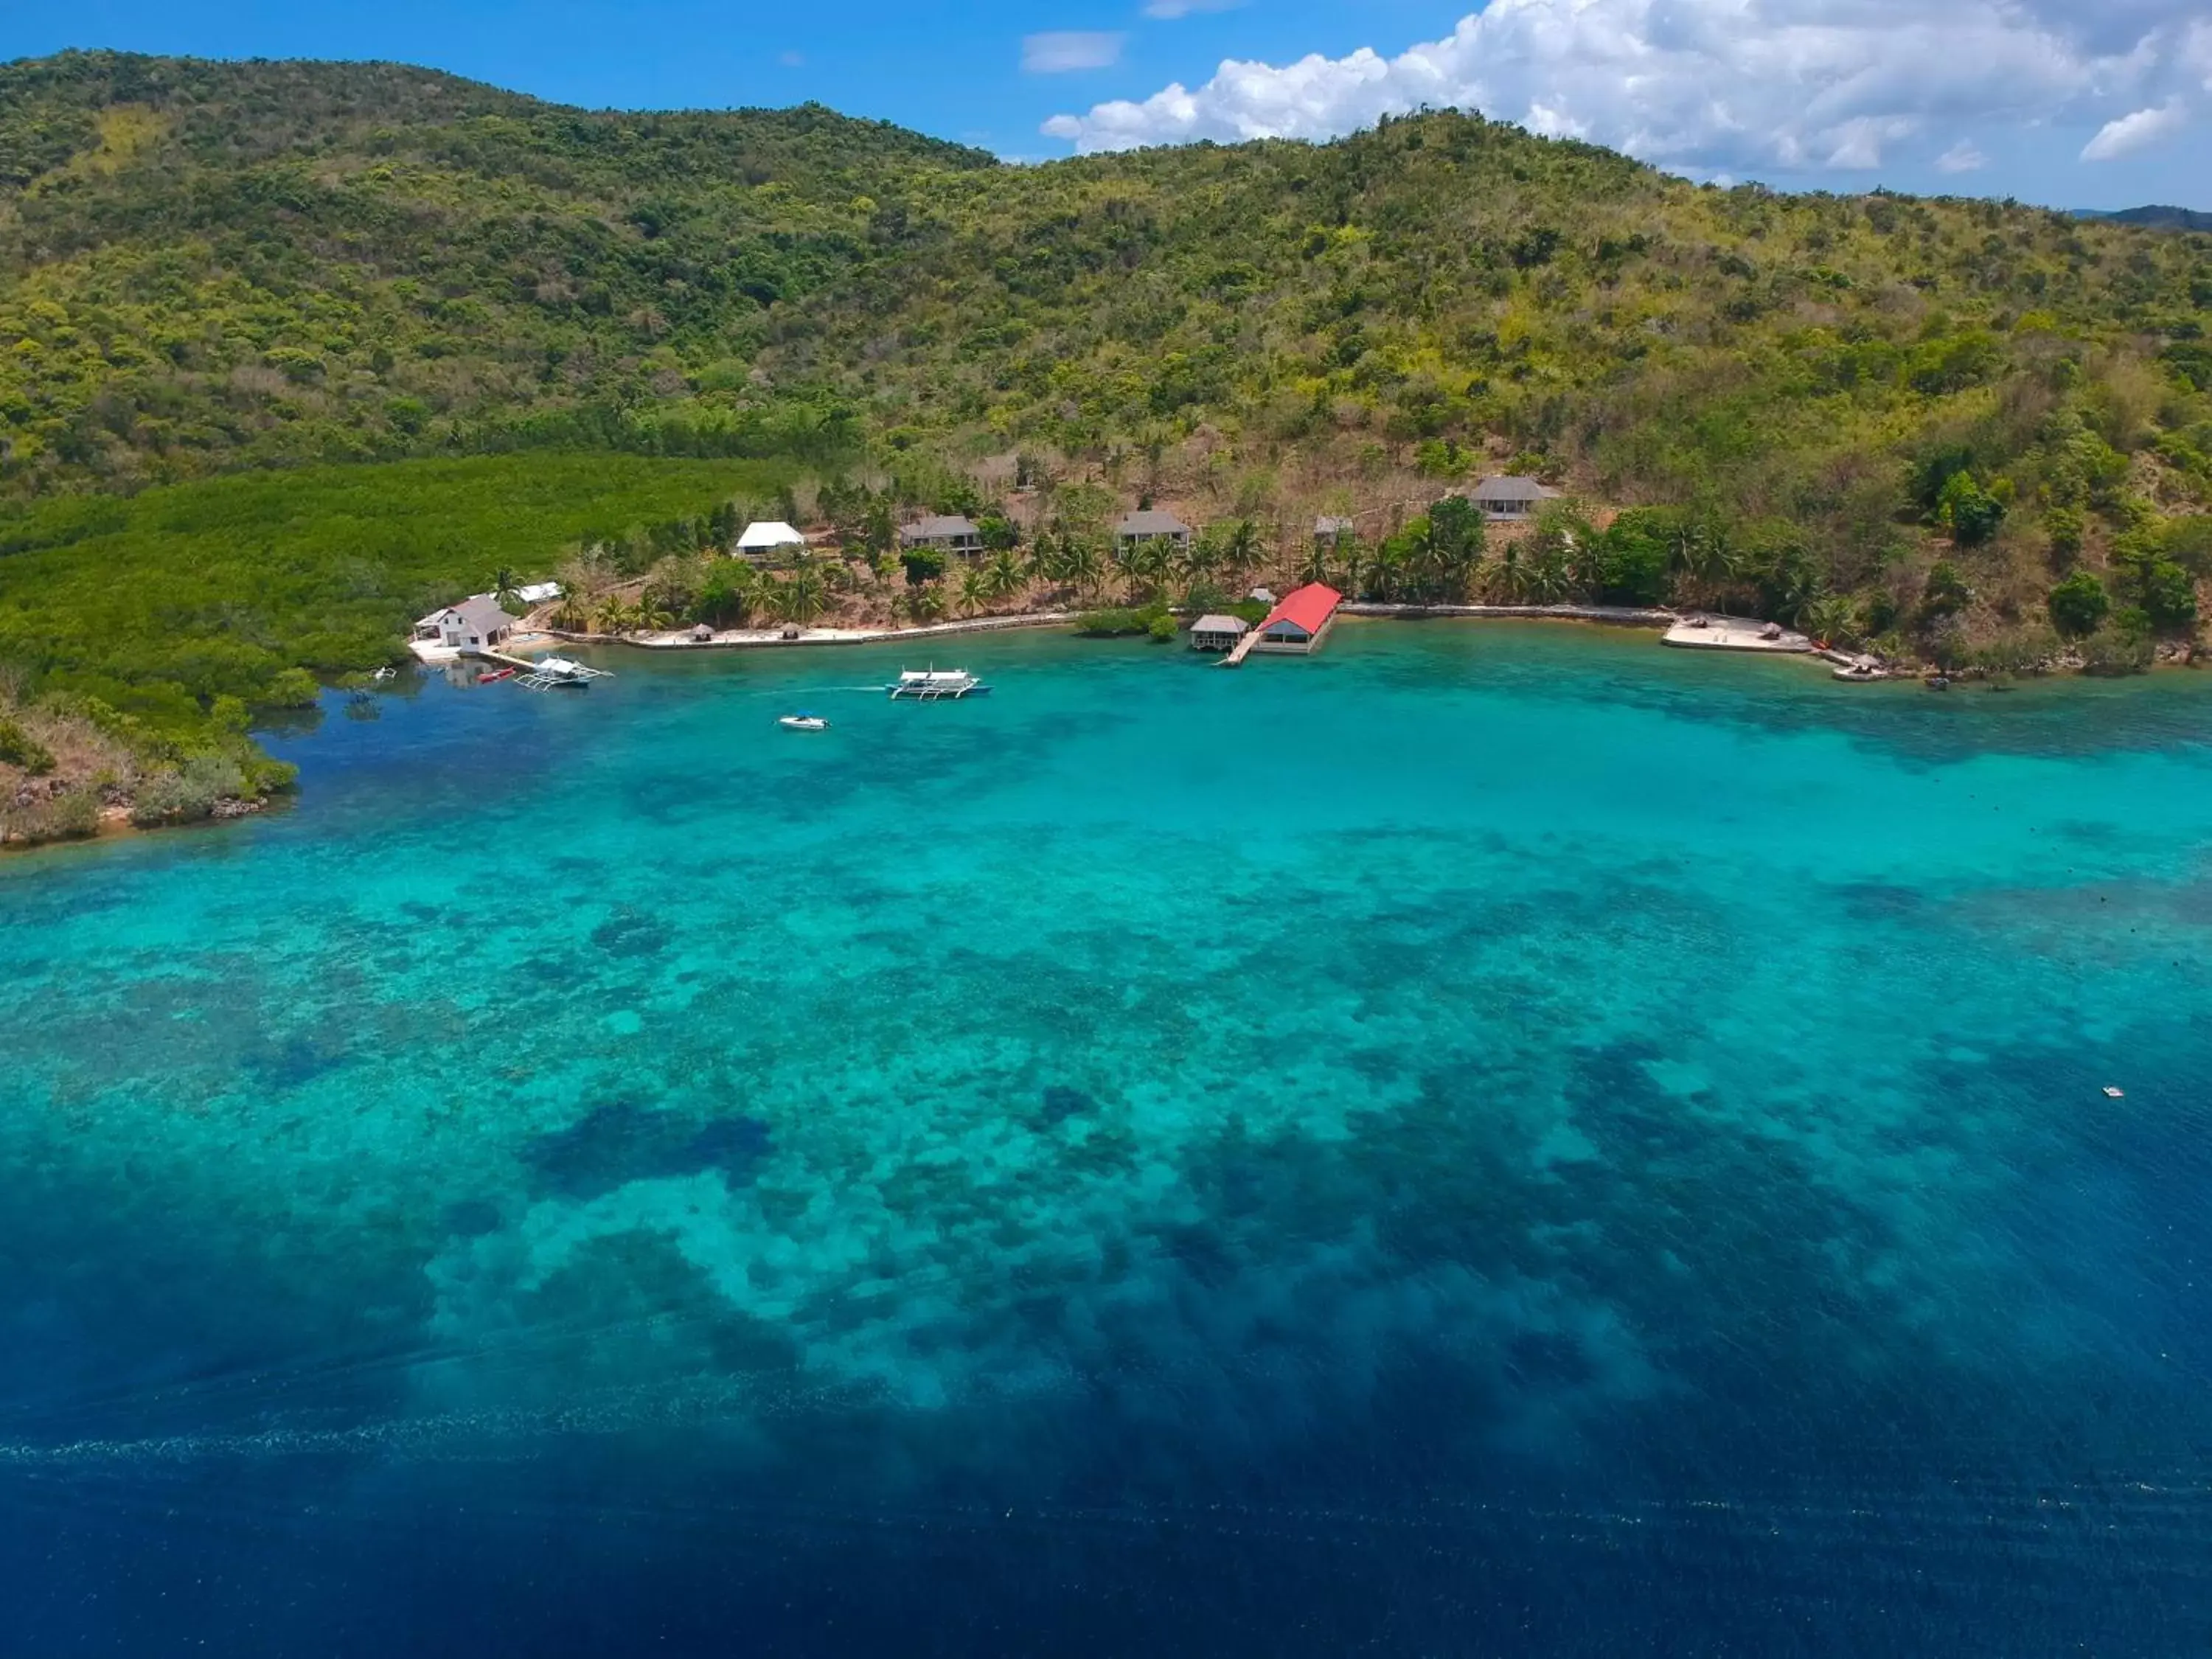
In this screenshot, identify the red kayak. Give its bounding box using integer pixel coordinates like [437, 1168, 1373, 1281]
[479, 667, 516, 684]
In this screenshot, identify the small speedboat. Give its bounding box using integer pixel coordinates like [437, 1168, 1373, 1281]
[779, 714, 830, 732]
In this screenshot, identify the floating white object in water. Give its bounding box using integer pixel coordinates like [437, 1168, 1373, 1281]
[2103, 1085, 2125, 1099]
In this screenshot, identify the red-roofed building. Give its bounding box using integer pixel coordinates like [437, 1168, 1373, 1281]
[1254, 582, 1343, 654]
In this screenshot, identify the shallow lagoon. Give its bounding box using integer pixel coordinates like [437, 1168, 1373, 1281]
[4, 622, 2211, 1655]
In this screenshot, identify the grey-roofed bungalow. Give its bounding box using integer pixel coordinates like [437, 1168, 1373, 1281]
[1114, 509, 1192, 557]
[899, 515, 985, 557]
[1469, 476, 1559, 520]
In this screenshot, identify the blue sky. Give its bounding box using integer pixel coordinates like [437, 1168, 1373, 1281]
[5, 1, 2207, 209]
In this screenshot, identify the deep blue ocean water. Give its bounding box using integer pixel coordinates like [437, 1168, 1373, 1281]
[4, 621, 2211, 1655]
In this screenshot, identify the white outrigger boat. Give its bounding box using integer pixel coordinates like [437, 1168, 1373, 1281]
[779, 713, 831, 731]
[516, 655, 613, 690]
[888, 667, 989, 701]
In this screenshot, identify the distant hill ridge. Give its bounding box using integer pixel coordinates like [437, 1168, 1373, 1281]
[0, 49, 2206, 672]
[2075, 206, 2212, 233]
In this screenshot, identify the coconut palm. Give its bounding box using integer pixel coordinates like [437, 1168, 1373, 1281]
[908, 583, 947, 623]
[1062, 538, 1105, 599]
[981, 549, 1025, 607]
[550, 595, 593, 633]
[772, 567, 827, 626]
[957, 564, 987, 616]
[489, 566, 523, 611]
[1121, 540, 1172, 601]
[595, 596, 637, 635]
[1222, 518, 1262, 582]
[1024, 532, 1060, 588]
[1801, 594, 1857, 649]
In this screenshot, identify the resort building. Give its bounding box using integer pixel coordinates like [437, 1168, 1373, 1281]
[899, 515, 985, 557]
[736, 521, 807, 559]
[1114, 509, 1192, 557]
[414, 595, 517, 650]
[1469, 476, 1559, 521]
[514, 581, 562, 606]
[1253, 583, 1343, 655]
[1189, 614, 1249, 653]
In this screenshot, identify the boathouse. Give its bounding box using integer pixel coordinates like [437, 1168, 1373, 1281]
[1189, 614, 1248, 653]
[736, 521, 807, 559]
[1114, 509, 1192, 557]
[413, 595, 516, 650]
[899, 515, 985, 557]
[1253, 583, 1343, 655]
[1469, 476, 1558, 520]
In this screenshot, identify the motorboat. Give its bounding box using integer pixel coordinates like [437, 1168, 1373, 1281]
[779, 714, 831, 731]
[888, 667, 988, 701]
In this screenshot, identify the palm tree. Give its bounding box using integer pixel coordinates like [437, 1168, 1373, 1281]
[595, 596, 636, 636]
[1677, 523, 1739, 611]
[1367, 540, 1407, 602]
[1300, 535, 1333, 588]
[957, 564, 987, 616]
[1122, 540, 1171, 601]
[1063, 539, 1105, 599]
[1223, 519, 1261, 582]
[981, 549, 1025, 608]
[635, 599, 675, 634]
[772, 567, 827, 626]
[489, 566, 523, 611]
[1025, 531, 1061, 588]
[1801, 594, 1857, 649]
[550, 595, 592, 633]
[908, 583, 947, 624]
[1526, 548, 1576, 606]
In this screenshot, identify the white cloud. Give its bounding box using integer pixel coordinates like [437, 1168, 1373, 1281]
[1935, 139, 1987, 174]
[2080, 100, 2188, 161]
[1041, 0, 2211, 178]
[777, 50, 805, 69]
[1144, 0, 1243, 17]
[1023, 31, 1127, 74]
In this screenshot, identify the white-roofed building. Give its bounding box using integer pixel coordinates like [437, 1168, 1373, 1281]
[736, 521, 807, 558]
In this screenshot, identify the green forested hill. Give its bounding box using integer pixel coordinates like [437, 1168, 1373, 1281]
[2, 49, 2210, 664]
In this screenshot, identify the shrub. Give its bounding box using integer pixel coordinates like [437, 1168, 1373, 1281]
[130, 754, 248, 826]
[2046, 570, 2110, 639]
[0, 714, 56, 775]
[1, 789, 100, 844]
[262, 667, 322, 708]
[2080, 611, 2154, 676]
[1147, 613, 1180, 643]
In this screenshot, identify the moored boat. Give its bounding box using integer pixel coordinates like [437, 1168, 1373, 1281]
[779, 714, 830, 731]
[888, 667, 988, 700]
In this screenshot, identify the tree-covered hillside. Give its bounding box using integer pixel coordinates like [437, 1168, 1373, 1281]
[2, 49, 2209, 659]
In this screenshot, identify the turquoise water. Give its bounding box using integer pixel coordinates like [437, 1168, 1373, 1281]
[4, 622, 2212, 1653]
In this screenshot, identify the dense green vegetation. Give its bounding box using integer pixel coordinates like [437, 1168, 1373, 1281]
[1, 46, 2208, 815]
[0, 451, 791, 838]
[0, 451, 792, 712]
